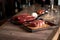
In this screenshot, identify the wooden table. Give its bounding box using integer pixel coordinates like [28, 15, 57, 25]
[0, 5, 60, 40]
[0, 21, 60, 40]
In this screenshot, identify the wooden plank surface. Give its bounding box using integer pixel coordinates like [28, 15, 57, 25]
[0, 22, 59, 40]
[52, 28, 60, 40]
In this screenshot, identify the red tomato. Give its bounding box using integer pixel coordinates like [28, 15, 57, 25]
[37, 9, 45, 14]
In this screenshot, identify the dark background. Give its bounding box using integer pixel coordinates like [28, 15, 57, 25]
[0, 0, 58, 20]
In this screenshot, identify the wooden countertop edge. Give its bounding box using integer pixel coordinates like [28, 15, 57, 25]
[47, 27, 60, 40]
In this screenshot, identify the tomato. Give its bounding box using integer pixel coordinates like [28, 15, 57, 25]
[37, 9, 45, 14]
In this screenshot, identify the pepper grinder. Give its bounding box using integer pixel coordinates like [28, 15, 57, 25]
[50, 0, 54, 10]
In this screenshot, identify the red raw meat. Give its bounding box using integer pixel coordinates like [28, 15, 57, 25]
[12, 13, 35, 24]
[24, 20, 45, 27]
